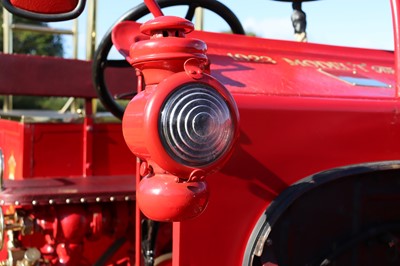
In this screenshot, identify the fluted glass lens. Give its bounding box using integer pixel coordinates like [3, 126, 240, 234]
[159, 83, 234, 167]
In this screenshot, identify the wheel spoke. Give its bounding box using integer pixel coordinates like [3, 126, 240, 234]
[114, 91, 137, 100]
[184, 4, 198, 21]
[104, 59, 131, 68]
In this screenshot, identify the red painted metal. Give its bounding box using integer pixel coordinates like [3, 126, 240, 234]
[0, 175, 135, 205]
[133, 71, 145, 266]
[391, 0, 400, 97]
[137, 173, 209, 221]
[0, 175, 140, 264]
[1, 0, 400, 265]
[102, 5, 399, 265]
[122, 72, 239, 178]
[143, 0, 164, 17]
[10, 0, 78, 14]
[21, 202, 134, 265]
[135, 158, 142, 266]
[83, 99, 94, 176]
[120, 15, 239, 222]
[139, 16, 194, 36]
[0, 118, 135, 178]
[168, 31, 399, 265]
[0, 53, 136, 99]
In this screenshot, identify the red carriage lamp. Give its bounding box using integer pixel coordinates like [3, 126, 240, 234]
[119, 1, 239, 221]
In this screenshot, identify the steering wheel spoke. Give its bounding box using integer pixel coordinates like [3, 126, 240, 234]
[184, 4, 197, 21]
[114, 91, 137, 100]
[104, 59, 132, 68]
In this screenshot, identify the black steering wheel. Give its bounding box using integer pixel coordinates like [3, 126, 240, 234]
[92, 0, 245, 120]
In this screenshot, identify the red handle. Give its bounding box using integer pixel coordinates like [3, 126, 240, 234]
[144, 0, 164, 17]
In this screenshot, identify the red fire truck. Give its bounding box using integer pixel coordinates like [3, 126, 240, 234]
[0, 0, 399, 265]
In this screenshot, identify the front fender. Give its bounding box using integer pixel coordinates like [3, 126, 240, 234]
[243, 160, 400, 265]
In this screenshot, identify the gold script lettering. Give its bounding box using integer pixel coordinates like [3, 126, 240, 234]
[283, 58, 352, 71]
[227, 53, 276, 64]
[372, 65, 395, 74]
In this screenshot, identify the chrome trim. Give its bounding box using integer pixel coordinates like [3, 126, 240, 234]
[319, 69, 392, 88]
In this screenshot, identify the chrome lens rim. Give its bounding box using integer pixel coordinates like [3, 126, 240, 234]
[159, 83, 234, 167]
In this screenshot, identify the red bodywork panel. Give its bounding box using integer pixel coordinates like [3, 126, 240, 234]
[0, 53, 136, 98]
[0, 53, 137, 179]
[111, 20, 400, 265]
[177, 30, 398, 265]
[0, 118, 135, 179]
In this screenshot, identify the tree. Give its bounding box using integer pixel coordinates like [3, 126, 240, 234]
[0, 4, 64, 56]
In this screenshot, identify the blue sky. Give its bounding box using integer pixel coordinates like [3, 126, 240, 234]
[53, 0, 394, 59]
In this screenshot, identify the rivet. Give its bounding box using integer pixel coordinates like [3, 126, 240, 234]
[49, 199, 54, 205]
[14, 201, 20, 206]
[110, 196, 115, 202]
[80, 198, 85, 203]
[65, 199, 71, 204]
[96, 197, 101, 202]
[125, 196, 130, 201]
[32, 200, 37, 206]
